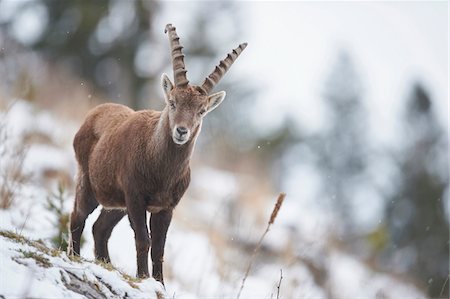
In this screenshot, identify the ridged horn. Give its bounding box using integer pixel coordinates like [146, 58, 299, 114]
[199, 42, 248, 94]
[165, 24, 189, 88]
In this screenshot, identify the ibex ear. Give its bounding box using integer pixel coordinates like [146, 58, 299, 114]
[206, 91, 226, 113]
[161, 73, 174, 102]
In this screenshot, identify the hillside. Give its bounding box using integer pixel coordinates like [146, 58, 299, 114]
[0, 100, 427, 298]
[0, 230, 166, 299]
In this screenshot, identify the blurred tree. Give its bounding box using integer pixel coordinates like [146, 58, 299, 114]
[311, 50, 369, 235]
[37, 0, 160, 109]
[0, 0, 253, 116]
[0, 0, 160, 109]
[384, 83, 449, 297]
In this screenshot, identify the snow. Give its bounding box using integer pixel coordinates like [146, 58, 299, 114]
[24, 144, 73, 176]
[0, 232, 167, 299]
[327, 252, 426, 299]
[0, 99, 426, 298]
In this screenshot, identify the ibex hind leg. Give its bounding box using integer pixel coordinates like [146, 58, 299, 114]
[68, 173, 98, 256]
[92, 208, 126, 263]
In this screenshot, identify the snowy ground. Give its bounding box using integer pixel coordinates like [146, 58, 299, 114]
[0, 230, 167, 299]
[0, 99, 427, 298]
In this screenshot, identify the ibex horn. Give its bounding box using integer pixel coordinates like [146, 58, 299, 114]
[165, 24, 189, 88]
[199, 42, 248, 94]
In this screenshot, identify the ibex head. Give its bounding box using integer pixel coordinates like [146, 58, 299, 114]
[162, 24, 247, 145]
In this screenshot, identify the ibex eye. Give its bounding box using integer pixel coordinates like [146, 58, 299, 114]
[169, 102, 176, 109]
[199, 109, 206, 116]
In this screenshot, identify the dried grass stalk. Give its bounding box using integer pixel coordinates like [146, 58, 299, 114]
[236, 193, 286, 299]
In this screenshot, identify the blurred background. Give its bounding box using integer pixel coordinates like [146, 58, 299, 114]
[0, 1, 448, 298]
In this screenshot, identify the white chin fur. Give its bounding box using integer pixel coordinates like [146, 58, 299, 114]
[173, 136, 188, 145]
[172, 127, 190, 145]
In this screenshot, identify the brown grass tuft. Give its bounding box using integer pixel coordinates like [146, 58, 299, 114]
[17, 249, 52, 268]
[269, 193, 285, 225]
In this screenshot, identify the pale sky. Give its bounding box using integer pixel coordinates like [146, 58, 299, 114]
[242, 1, 448, 143]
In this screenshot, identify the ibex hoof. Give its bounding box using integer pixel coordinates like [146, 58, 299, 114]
[137, 272, 150, 279]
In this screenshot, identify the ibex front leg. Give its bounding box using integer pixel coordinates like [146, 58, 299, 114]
[126, 196, 151, 278]
[150, 209, 173, 285]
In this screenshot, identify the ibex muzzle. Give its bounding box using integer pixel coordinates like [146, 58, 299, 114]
[68, 23, 247, 287]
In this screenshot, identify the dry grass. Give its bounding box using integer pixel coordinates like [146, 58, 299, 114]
[0, 106, 29, 209]
[120, 272, 142, 289]
[17, 249, 52, 268]
[276, 269, 283, 299]
[0, 230, 28, 244]
[236, 193, 286, 299]
[0, 229, 59, 257]
[95, 259, 143, 289]
[0, 229, 144, 289]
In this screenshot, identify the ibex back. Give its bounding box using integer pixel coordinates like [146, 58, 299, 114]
[68, 24, 247, 285]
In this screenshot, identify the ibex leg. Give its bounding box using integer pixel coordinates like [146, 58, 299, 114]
[127, 198, 150, 278]
[150, 209, 173, 285]
[93, 208, 126, 263]
[68, 175, 98, 256]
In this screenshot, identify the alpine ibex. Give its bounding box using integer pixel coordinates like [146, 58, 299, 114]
[68, 24, 247, 285]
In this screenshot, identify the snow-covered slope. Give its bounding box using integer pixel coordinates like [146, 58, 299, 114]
[0, 230, 166, 299]
[0, 99, 427, 298]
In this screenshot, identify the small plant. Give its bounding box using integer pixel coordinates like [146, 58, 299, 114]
[275, 269, 283, 299]
[95, 259, 116, 271]
[46, 182, 75, 251]
[95, 259, 142, 289]
[17, 249, 52, 268]
[237, 193, 286, 299]
[0, 107, 28, 209]
[67, 253, 83, 263]
[121, 272, 142, 289]
[0, 230, 28, 244]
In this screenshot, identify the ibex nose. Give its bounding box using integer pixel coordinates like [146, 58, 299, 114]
[176, 127, 188, 136]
